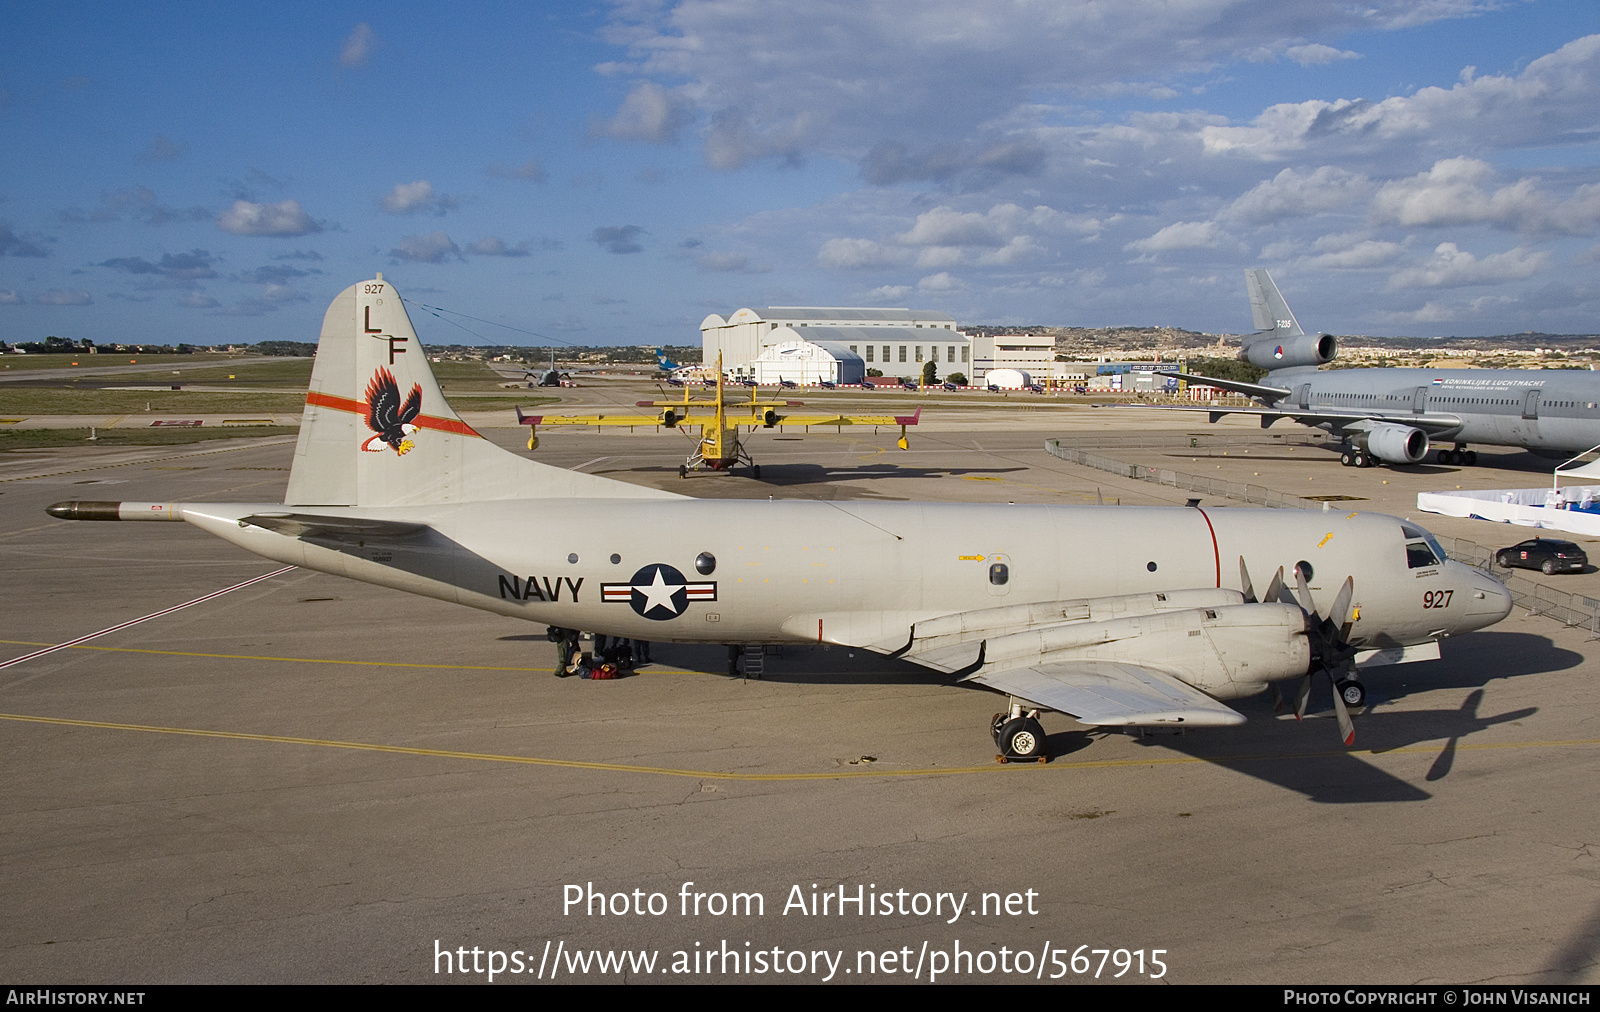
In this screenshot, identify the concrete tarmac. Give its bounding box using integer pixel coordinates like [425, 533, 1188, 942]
[2, 421, 1599, 985]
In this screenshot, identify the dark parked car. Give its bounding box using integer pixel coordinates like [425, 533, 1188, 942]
[941, 381, 959, 391]
[1496, 538, 1588, 575]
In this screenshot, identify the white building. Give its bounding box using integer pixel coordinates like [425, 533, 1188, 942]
[701, 306, 971, 380]
[750, 340, 865, 385]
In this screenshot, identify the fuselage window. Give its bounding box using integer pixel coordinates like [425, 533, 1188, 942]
[989, 563, 1009, 586]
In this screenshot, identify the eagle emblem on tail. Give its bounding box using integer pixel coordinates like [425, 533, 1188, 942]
[361, 367, 422, 455]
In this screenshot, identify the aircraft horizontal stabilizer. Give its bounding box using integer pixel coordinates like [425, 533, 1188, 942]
[1154, 371, 1290, 401]
[972, 660, 1246, 727]
[237, 512, 429, 540]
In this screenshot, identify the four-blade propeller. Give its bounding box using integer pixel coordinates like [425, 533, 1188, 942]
[1241, 556, 1360, 746]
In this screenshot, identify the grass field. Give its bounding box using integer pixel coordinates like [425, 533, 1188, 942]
[0, 389, 309, 414]
[0, 426, 301, 450]
[0, 352, 253, 372]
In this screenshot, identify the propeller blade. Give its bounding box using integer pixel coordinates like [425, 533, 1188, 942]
[1269, 681, 1287, 714]
[1265, 567, 1286, 607]
[1295, 566, 1315, 614]
[1328, 576, 1354, 631]
[1239, 557, 1257, 604]
[1329, 673, 1356, 746]
[1294, 674, 1312, 721]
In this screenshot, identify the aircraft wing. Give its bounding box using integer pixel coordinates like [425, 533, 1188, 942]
[878, 587, 1262, 728]
[969, 661, 1246, 728]
[1153, 373, 1464, 433]
[1164, 402, 1465, 435]
[515, 407, 668, 427]
[774, 406, 922, 427]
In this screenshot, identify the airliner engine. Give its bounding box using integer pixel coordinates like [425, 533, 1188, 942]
[1240, 333, 1337, 371]
[1360, 422, 1429, 464]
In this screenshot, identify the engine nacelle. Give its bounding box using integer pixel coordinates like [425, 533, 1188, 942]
[1360, 422, 1428, 464]
[1240, 333, 1337, 371]
[984, 603, 1311, 699]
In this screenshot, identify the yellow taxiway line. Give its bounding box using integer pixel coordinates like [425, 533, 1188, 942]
[0, 639, 563, 673]
[1, 710, 1597, 782]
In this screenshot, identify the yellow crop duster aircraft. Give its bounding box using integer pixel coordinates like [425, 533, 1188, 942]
[516, 355, 921, 479]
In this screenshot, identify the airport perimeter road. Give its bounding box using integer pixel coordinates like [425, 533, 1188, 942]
[2, 430, 1599, 984]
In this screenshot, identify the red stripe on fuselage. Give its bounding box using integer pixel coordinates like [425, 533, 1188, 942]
[304, 390, 481, 437]
[1195, 507, 1221, 588]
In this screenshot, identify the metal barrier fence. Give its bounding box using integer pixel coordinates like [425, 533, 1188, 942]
[1045, 437, 1600, 635]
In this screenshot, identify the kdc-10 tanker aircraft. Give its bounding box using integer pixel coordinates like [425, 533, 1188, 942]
[47, 276, 1512, 759]
[1174, 269, 1600, 469]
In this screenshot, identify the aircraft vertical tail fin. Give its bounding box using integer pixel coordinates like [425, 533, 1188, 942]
[1244, 268, 1304, 342]
[284, 276, 682, 507]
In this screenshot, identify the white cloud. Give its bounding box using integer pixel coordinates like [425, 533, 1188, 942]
[217, 199, 321, 236]
[1370, 157, 1600, 233]
[1222, 166, 1371, 225]
[1387, 242, 1550, 288]
[1285, 44, 1360, 67]
[1301, 239, 1403, 270]
[1125, 220, 1221, 253]
[598, 82, 694, 143]
[864, 285, 912, 301]
[179, 292, 219, 308]
[818, 237, 905, 270]
[917, 272, 961, 292]
[0, 289, 22, 304]
[390, 231, 461, 263]
[261, 284, 307, 303]
[1200, 34, 1600, 162]
[340, 23, 375, 69]
[381, 181, 458, 215]
[600, 0, 1489, 172]
[820, 202, 1078, 272]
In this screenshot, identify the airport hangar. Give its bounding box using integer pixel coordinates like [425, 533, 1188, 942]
[700, 306, 1114, 390]
[701, 306, 974, 381]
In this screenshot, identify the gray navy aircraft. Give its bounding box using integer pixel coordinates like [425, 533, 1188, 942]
[46, 276, 1512, 757]
[1176, 269, 1600, 468]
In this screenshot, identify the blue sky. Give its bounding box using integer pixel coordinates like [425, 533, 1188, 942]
[3, 1, 1599, 348]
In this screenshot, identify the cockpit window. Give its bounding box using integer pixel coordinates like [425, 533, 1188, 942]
[1401, 524, 1448, 568]
[1406, 540, 1441, 569]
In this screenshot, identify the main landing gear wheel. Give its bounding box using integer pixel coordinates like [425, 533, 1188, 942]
[1340, 450, 1355, 467]
[1336, 679, 1366, 709]
[996, 716, 1047, 763]
[1439, 449, 1456, 465]
[751, 464, 761, 480]
[679, 464, 688, 479]
[1465, 451, 1478, 465]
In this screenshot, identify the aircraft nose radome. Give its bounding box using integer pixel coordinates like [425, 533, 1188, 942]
[1463, 568, 1514, 628]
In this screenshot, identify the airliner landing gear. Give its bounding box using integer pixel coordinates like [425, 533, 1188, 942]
[994, 701, 1047, 763]
[1339, 447, 1371, 468]
[1437, 446, 1477, 466]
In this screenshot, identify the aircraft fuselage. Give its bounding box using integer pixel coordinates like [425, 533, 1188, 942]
[1270, 365, 1600, 454]
[176, 500, 1509, 665]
